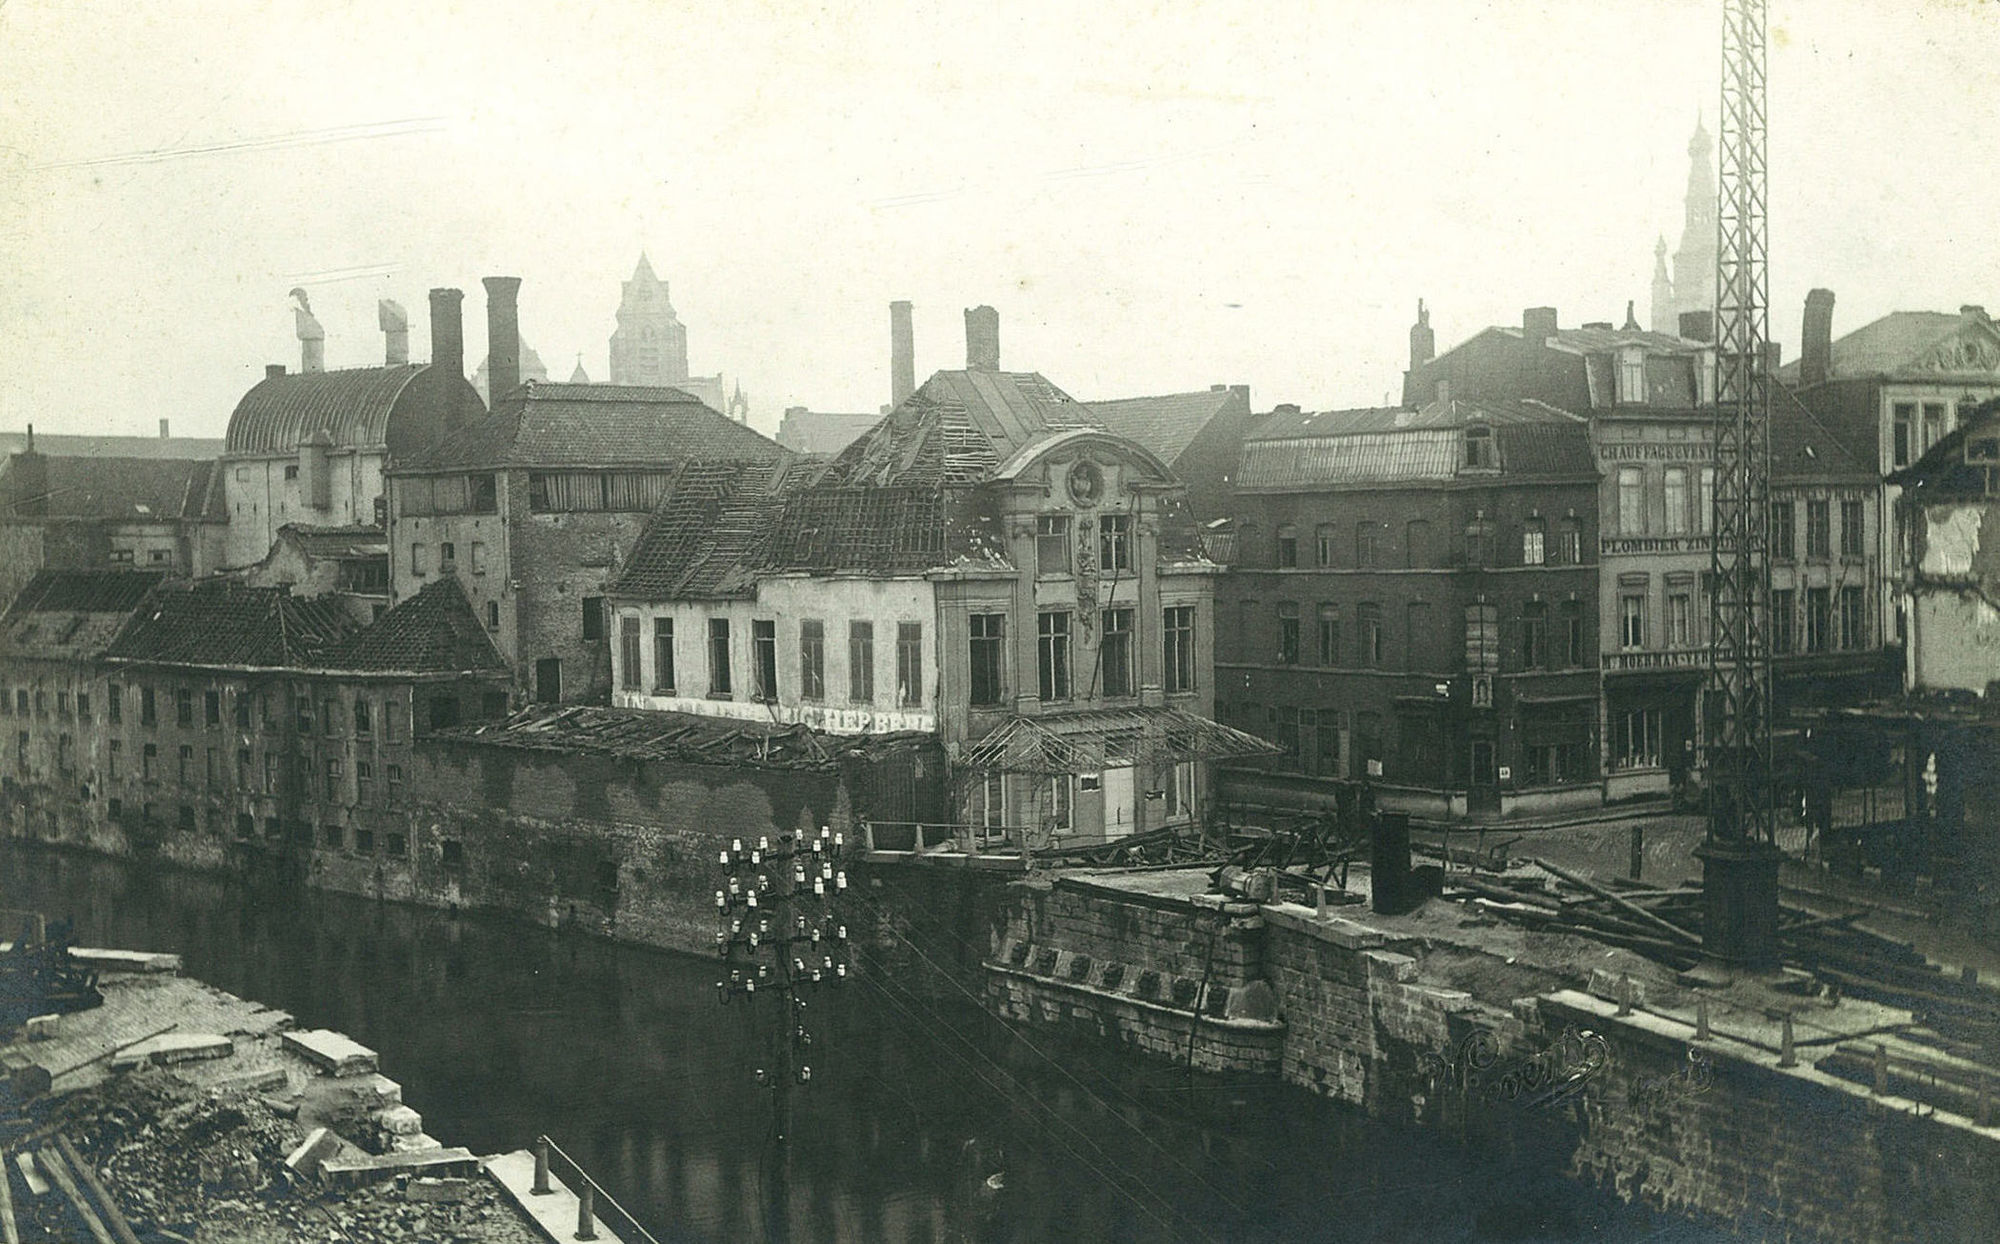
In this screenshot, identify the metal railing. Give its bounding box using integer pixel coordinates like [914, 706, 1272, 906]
[533, 1134, 661, 1244]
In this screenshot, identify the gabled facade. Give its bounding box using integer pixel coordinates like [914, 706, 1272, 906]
[1217, 397, 1601, 819]
[607, 333, 1269, 845]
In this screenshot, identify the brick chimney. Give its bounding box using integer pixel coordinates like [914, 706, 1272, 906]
[1522, 306, 1558, 344]
[1801, 289, 1835, 388]
[379, 299, 410, 366]
[483, 276, 522, 402]
[429, 288, 465, 380]
[9, 425, 48, 518]
[1678, 310, 1714, 343]
[965, 305, 1000, 371]
[890, 300, 916, 407]
[266, 363, 287, 380]
[158, 418, 170, 439]
[1409, 300, 1435, 370]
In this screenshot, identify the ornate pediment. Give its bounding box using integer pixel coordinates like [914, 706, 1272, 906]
[1913, 328, 2000, 376]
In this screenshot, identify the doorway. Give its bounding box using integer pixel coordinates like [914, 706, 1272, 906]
[534, 658, 562, 703]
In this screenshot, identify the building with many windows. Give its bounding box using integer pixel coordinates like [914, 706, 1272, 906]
[1216, 395, 1600, 819]
[605, 311, 1269, 843]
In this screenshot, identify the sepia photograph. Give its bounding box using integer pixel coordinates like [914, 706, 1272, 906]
[1, 0, 1997, 1239]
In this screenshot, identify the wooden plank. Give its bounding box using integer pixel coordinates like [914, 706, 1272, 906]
[0, 1144, 18, 1244]
[36, 1148, 113, 1244]
[56, 1135, 140, 1244]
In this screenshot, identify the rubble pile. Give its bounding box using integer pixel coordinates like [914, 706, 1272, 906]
[11, 1069, 542, 1243]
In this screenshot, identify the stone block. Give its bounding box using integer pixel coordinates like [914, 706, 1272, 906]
[285, 1127, 341, 1179]
[111, 1032, 233, 1069]
[318, 1147, 478, 1189]
[22, 1014, 59, 1041]
[283, 1028, 379, 1076]
[375, 1104, 424, 1137]
[407, 1176, 475, 1203]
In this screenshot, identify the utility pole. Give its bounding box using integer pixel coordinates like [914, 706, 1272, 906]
[1700, 0, 1783, 970]
[715, 827, 850, 1142]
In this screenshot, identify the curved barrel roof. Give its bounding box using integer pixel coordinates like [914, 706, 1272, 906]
[224, 365, 425, 454]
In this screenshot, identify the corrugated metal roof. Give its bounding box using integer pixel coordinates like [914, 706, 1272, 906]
[224, 365, 425, 454]
[1238, 430, 1460, 489]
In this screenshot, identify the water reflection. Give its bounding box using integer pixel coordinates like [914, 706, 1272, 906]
[1, 845, 1727, 1243]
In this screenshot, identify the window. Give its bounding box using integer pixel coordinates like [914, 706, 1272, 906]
[236, 814, 254, 841]
[385, 701, 405, 742]
[1840, 586, 1867, 650]
[1521, 602, 1547, 670]
[1315, 524, 1336, 568]
[1771, 501, 1796, 561]
[1406, 519, 1432, 569]
[1316, 604, 1341, 667]
[708, 618, 733, 697]
[233, 691, 248, 728]
[1893, 402, 1915, 467]
[1276, 603, 1300, 665]
[653, 619, 676, 693]
[321, 698, 339, 736]
[582, 597, 607, 642]
[285, 464, 300, 481]
[1275, 525, 1298, 568]
[1312, 712, 1339, 777]
[176, 688, 193, 727]
[142, 742, 157, 780]
[1556, 517, 1582, 565]
[1463, 424, 1494, 467]
[1156, 606, 1193, 694]
[140, 686, 156, 726]
[470, 541, 486, 574]
[1561, 601, 1584, 667]
[1840, 500, 1865, 559]
[411, 543, 429, 576]
[295, 690, 313, 734]
[1620, 594, 1646, 649]
[1663, 468, 1689, 535]
[323, 823, 344, 850]
[58, 733, 73, 773]
[76, 692, 90, 723]
[848, 621, 874, 704]
[108, 684, 121, 725]
[355, 827, 375, 855]
[237, 748, 251, 788]
[1618, 348, 1645, 403]
[1806, 587, 1831, 653]
[107, 739, 121, 780]
[1521, 519, 1545, 566]
[15, 731, 27, 775]
[1924, 402, 1947, 454]
[178, 744, 192, 784]
[1463, 518, 1494, 567]
[427, 694, 460, 733]
[753, 620, 779, 704]
[264, 752, 279, 794]
[800, 620, 826, 702]
[1099, 514, 1132, 574]
[354, 699, 371, 735]
[1036, 515, 1072, 577]
[619, 616, 643, 691]
[1099, 610, 1133, 696]
[970, 614, 1006, 705]
[1613, 708, 1663, 770]
[895, 622, 923, 706]
[1806, 499, 1830, 560]
[486, 601, 500, 631]
[179, 806, 197, 833]
[1771, 589, 1796, 655]
[1356, 522, 1382, 567]
[204, 747, 218, 787]
[1046, 775, 1072, 833]
[1697, 467, 1714, 534]
[323, 758, 342, 802]
[386, 832, 407, 857]
[1037, 611, 1072, 701]
[1667, 591, 1694, 648]
[56, 691, 69, 718]
[440, 541, 456, 568]
[386, 764, 404, 805]
[1358, 603, 1383, 667]
[1618, 467, 1646, 534]
[1271, 706, 1302, 766]
[1404, 602, 1429, 672]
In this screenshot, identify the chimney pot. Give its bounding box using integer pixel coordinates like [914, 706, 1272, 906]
[890, 300, 916, 407]
[266, 364, 287, 380]
[483, 277, 523, 402]
[1273, 402, 1301, 416]
[1409, 299, 1436, 371]
[1963, 305, 1989, 321]
[159, 418, 169, 439]
[1522, 307, 1558, 342]
[1801, 288, 1835, 388]
[379, 299, 410, 366]
[964, 305, 1000, 372]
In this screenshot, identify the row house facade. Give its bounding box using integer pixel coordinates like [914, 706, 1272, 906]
[605, 316, 1270, 844]
[0, 572, 509, 893]
[1217, 397, 1601, 819]
[1406, 305, 1893, 803]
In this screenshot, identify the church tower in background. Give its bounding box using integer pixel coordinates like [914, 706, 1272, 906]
[1650, 117, 1717, 334]
[609, 254, 690, 385]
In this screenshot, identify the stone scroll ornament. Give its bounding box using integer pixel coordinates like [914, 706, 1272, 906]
[1628, 1045, 1716, 1116]
[1419, 1025, 1612, 1111]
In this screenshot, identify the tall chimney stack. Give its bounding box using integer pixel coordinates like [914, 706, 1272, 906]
[483, 276, 522, 402]
[291, 288, 325, 373]
[11, 424, 48, 518]
[1801, 288, 1835, 388]
[1409, 299, 1435, 370]
[159, 418, 169, 439]
[429, 289, 465, 377]
[379, 299, 410, 366]
[890, 300, 916, 407]
[965, 305, 999, 372]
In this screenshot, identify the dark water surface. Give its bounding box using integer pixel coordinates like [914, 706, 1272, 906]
[1, 844, 1729, 1243]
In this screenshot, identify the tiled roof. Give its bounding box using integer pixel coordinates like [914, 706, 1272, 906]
[815, 370, 1098, 487]
[0, 456, 217, 521]
[320, 576, 506, 674]
[225, 365, 425, 454]
[775, 409, 882, 456]
[440, 704, 936, 773]
[1086, 389, 1240, 465]
[1238, 399, 1591, 491]
[608, 460, 789, 599]
[279, 524, 387, 561]
[1771, 389, 1874, 483]
[1781, 309, 2000, 382]
[0, 432, 224, 460]
[105, 581, 355, 670]
[0, 571, 165, 662]
[400, 381, 784, 470]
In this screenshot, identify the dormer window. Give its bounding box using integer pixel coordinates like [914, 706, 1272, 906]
[1619, 347, 1646, 404]
[1463, 425, 1494, 469]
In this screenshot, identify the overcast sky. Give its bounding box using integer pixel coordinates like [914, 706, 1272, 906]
[1, 0, 1994, 440]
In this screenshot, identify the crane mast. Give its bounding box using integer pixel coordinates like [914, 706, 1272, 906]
[1700, 0, 1783, 969]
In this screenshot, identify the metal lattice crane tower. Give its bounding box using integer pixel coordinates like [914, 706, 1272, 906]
[1699, 0, 1783, 969]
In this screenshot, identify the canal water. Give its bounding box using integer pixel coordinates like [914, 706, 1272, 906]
[1, 844, 1730, 1243]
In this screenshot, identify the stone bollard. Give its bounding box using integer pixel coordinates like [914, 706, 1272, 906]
[1616, 974, 1634, 1017]
[576, 1181, 598, 1241]
[1873, 1044, 1888, 1096]
[533, 1138, 552, 1196]
[1778, 1013, 1797, 1068]
[1694, 996, 1711, 1042]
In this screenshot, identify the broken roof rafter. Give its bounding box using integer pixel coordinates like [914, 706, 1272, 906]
[960, 707, 1279, 775]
